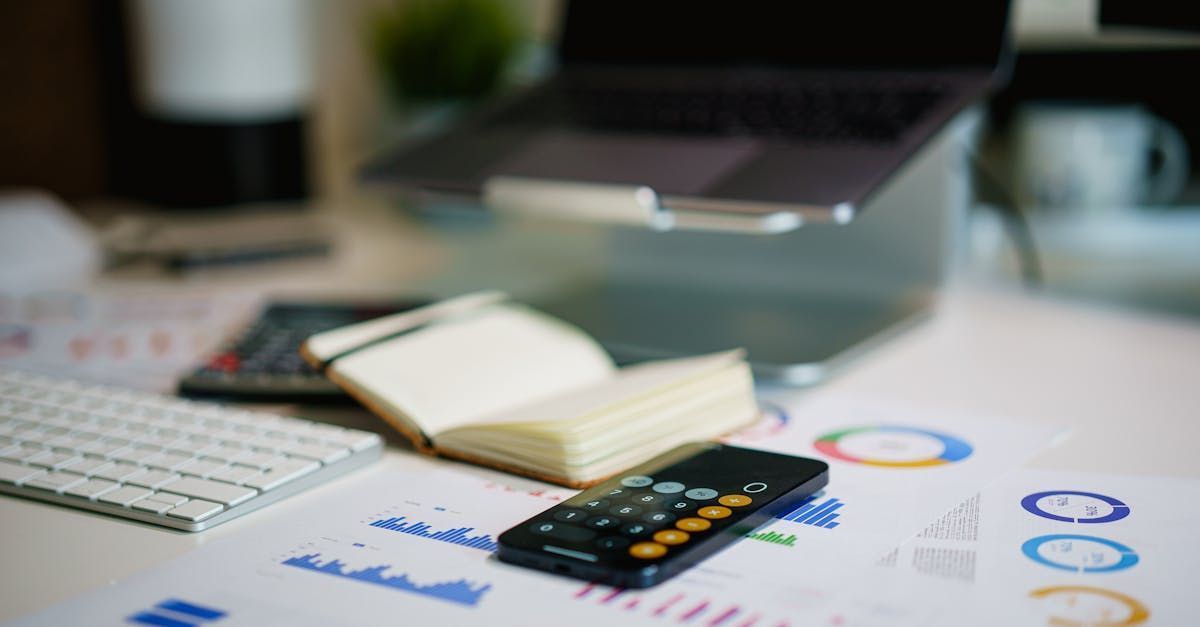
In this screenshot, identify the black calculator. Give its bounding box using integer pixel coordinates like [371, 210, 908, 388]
[179, 299, 427, 401]
[497, 442, 828, 588]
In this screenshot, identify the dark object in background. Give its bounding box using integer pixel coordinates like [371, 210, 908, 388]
[0, 3, 108, 200]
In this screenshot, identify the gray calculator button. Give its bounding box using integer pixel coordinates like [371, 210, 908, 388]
[585, 515, 620, 530]
[620, 522, 651, 536]
[609, 504, 643, 517]
[643, 511, 676, 525]
[580, 498, 609, 511]
[596, 536, 630, 551]
[632, 493, 660, 505]
[621, 475, 654, 488]
[554, 508, 588, 522]
[530, 521, 596, 542]
[652, 481, 686, 494]
[685, 488, 719, 500]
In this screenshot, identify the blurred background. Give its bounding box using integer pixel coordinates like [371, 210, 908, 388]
[1, 0, 1199, 318]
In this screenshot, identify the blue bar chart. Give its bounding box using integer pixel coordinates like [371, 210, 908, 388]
[774, 493, 844, 529]
[281, 553, 492, 607]
[366, 515, 499, 552]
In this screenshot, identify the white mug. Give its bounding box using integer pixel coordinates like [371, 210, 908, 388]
[1012, 103, 1189, 213]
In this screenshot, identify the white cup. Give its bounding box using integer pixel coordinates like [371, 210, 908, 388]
[1012, 103, 1189, 213]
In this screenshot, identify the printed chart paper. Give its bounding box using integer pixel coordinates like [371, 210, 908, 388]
[876, 469, 1200, 626]
[15, 398, 1067, 626]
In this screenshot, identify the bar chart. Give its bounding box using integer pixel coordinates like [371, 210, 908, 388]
[366, 515, 499, 552]
[281, 552, 492, 607]
[774, 493, 844, 529]
[573, 583, 778, 626]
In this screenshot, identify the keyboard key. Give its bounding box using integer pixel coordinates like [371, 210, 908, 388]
[64, 478, 120, 500]
[26, 450, 81, 470]
[161, 477, 257, 507]
[166, 499, 223, 522]
[0, 459, 45, 484]
[92, 461, 144, 482]
[176, 458, 227, 478]
[131, 498, 175, 514]
[125, 469, 182, 490]
[281, 441, 349, 464]
[24, 471, 87, 493]
[147, 491, 188, 506]
[143, 451, 194, 471]
[243, 459, 318, 491]
[98, 485, 155, 506]
[61, 457, 115, 476]
[209, 464, 260, 485]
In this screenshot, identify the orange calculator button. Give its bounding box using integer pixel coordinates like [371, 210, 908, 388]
[653, 529, 690, 545]
[675, 517, 712, 532]
[718, 494, 753, 507]
[629, 542, 668, 559]
[698, 506, 732, 519]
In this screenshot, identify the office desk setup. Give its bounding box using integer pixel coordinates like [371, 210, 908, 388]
[2, 191, 1198, 625]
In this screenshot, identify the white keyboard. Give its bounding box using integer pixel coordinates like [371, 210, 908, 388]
[0, 369, 382, 531]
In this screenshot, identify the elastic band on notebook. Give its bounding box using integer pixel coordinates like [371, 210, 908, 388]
[315, 320, 435, 373]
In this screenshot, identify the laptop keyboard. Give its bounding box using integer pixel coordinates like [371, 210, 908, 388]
[502, 79, 947, 144]
[0, 368, 382, 531]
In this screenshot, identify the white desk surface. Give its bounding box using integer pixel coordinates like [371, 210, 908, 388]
[3, 207, 1200, 621]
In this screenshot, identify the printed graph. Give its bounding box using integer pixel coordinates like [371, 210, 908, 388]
[126, 599, 227, 627]
[773, 493, 843, 529]
[281, 552, 492, 607]
[745, 530, 797, 547]
[574, 583, 788, 627]
[367, 515, 498, 552]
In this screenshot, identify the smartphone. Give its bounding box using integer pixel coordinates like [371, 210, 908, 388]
[497, 442, 829, 588]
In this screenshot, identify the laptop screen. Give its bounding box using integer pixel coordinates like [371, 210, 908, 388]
[559, 1, 1012, 70]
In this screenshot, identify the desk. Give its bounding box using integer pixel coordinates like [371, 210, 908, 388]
[3, 201, 1199, 621]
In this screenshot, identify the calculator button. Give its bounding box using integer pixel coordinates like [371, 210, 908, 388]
[632, 493, 660, 505]
[698, 505, 733, 519]
[585, 515, 620, 530]
[718, 494, 753, 507]
[609, 504, 643, 517]
[676, 517, 712, 532]
[596, 536, 630, 551]
[621, 475, 654, 488]
[652, 481, 686, 494]
[605, 487, 628, 498]
[554, 508, 588, 522]
[580, 498, 610, 511]
[643, 511, 676, 525]
[529, 522, 597, 542]
[620, 522, 652, 536]
[684, 488, 718, 500]
[665, 499, 694, 513]
[743, 482, 768, 493]
[629, 542, 668, 559]
[653, 529, 690, 545]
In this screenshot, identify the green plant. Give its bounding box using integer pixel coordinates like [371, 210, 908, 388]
[370, 0, 524, 104]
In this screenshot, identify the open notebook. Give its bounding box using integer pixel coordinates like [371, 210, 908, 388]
[300, 292, 757, 487]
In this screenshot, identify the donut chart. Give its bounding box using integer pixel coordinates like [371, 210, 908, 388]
[1021, 490, 1131, 524]
[1021, 534, 1139, 573]
[813, 425, 973, 468]
[1029, 585, 1150, 626]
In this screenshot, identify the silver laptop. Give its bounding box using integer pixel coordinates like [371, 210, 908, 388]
[364, 1, 1012, 225]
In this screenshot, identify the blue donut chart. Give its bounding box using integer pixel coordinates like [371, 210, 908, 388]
[1021, 490, 1131, 523]
[1021, 534, 1139, 573]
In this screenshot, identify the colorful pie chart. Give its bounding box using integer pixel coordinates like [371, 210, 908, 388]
[813, 425, 973, 468]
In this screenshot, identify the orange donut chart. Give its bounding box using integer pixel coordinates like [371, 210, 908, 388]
[1029, 585, 1150, 626]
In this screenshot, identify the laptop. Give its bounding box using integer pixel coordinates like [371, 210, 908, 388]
[363, 0, 1013, 227]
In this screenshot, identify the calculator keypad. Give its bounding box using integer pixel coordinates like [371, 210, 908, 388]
[550, 475, 767, 561]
